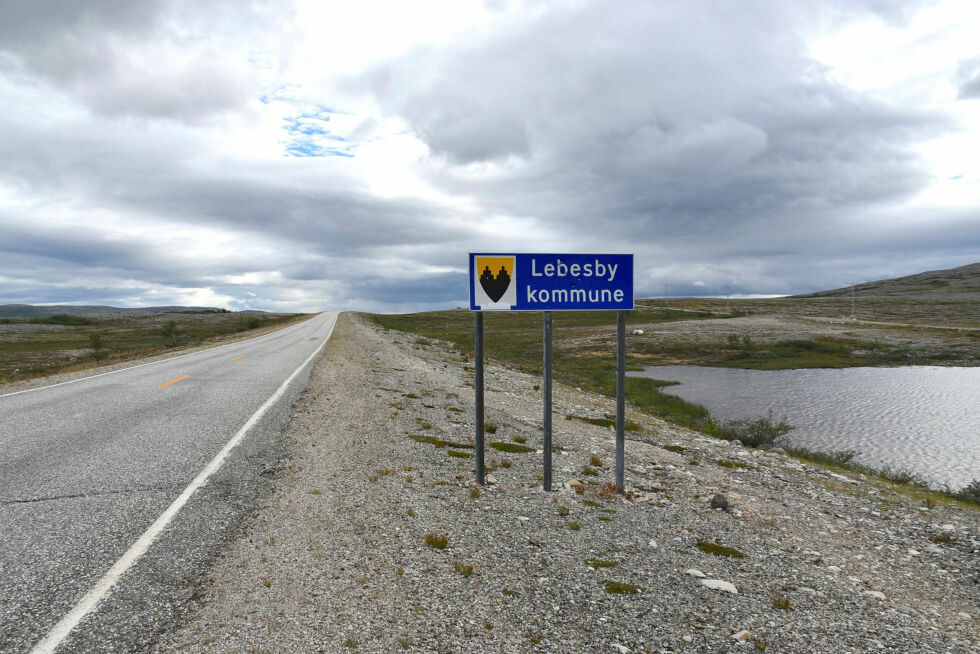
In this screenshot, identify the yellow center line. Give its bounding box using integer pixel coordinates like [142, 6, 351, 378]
[159, 375, 188, 389]
[233, 355, 245, 360]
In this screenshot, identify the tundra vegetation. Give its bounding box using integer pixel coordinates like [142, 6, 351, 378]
[0, 309, 306, 383]
[369, 279, 980, 504]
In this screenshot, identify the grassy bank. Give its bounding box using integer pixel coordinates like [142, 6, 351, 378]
[370, 308, 724, 432]
[369, 308, 979, 506]
[0, 311, 308, 384]
[630, 333, 926, 369]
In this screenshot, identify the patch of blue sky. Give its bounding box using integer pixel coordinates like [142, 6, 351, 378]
[281, 105, 355, 158]
[284, 139, 354, 158]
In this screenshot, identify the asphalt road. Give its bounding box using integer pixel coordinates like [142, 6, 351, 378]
[0, 311, 338, 653]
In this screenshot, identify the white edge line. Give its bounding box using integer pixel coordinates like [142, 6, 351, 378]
[29, 312, 338, 654]
[0, 315, 320, 399]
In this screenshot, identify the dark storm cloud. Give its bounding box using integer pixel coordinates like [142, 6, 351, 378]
[0, 0, 277, 123]
[346, 272, 468, 307]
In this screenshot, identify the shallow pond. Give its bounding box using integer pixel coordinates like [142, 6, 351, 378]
[628, 365, 980, 490]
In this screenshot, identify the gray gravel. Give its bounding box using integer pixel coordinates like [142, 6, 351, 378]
[155, 313, 979, 653]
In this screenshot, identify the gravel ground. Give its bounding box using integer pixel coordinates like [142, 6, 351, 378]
[154, 313, 979, 653]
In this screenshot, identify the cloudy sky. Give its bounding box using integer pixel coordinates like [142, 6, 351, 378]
[1, 0, 978, 313]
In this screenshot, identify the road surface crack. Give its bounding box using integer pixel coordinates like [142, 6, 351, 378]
[1, 485, 177, 506]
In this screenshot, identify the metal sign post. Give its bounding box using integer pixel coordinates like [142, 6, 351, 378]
[474, 312, 485, 484]
[543, 311, 553, 492]
[615, 310, 626, 492]
[468, 253, 633, 492]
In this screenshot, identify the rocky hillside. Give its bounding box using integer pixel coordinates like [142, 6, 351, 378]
[795, 262, 980, 298]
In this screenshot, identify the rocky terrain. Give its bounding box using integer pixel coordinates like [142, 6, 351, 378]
[154, 313, 978, 653]
[795, 262, 980, 299]
[579, 312, 980, 367]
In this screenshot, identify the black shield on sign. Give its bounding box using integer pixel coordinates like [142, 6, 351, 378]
[479, 265, 511, 302]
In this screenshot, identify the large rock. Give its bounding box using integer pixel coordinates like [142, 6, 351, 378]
[701, 579, 738, 594]
[710, 493, 729, 510]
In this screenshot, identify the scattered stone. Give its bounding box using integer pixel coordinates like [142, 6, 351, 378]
[710, 493, 729, 511]
[729, 439, 743, 447]
[150, 312, 980, 654]
[486, 474, 497, 485]
[611, 645, 630, 653]
[732, 630, 752, 641]
[864, 591, 886, 601]
[701, 579, 738, 594]
[771, 447, 787, 455]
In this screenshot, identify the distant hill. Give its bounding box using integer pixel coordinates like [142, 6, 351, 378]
[0, 304, 228, 318]
[794, 262, 980, 298]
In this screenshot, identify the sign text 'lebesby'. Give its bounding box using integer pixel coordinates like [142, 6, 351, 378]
[469, 253, 633, 311]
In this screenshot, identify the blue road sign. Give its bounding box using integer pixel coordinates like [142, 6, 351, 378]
[469, 253, 633, 311]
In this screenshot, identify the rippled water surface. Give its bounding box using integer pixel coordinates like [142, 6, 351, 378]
[628, 365, 979, 490]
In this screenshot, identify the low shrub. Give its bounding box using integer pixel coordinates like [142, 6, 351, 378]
[718, 410, 792, 448]
[954, 479, 980, 504]
[604, 580, 642, 594]
[489, 441, 534, 454]
[696, 540, 746, 558]
[425, 533, 448, 549]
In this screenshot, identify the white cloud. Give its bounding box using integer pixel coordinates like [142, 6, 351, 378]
[0, 0, 977, 311]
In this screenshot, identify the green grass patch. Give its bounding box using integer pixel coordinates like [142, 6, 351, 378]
[425, 533, 448, 549]
[408, 434, 474, 449]
[696, 540, 746, 558]
[604, 580, 643, 594]
[584, 558, 618, 569]
[449, 450, 474, 459]
[718, 459, 750, 469]
[772, 597, 792, 611]
[489, 441, 535, 453]
[567, 414, 642, 431]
